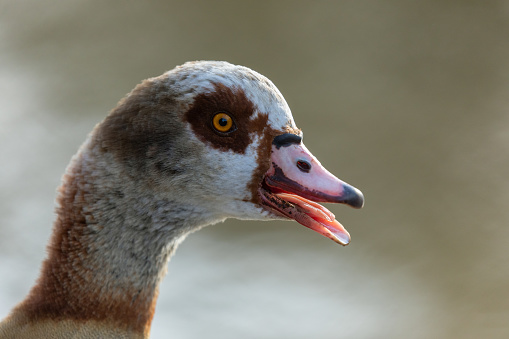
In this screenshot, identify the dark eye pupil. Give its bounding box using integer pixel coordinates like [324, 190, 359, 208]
[218, 118, 228, 126]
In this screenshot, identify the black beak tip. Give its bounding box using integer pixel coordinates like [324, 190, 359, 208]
[343, 185, 364, 209]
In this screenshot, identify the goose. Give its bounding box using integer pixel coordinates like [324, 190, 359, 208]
[0, 61, 364, 339]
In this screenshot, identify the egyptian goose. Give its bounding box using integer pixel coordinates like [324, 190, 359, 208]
[0, 61, 363, 338]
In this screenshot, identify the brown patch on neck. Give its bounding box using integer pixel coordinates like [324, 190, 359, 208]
[184, 82, 256, 154]
[16, 162, 157, 336]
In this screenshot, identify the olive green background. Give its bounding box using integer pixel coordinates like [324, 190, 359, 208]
[1, 1, 508, 338]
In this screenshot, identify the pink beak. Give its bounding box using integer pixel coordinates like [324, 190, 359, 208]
[259, 133, 364, 245]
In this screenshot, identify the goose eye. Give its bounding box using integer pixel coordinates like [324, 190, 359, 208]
[212, 113, 235, 133]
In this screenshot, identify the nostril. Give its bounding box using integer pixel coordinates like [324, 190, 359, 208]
[296, 160, 311, 173]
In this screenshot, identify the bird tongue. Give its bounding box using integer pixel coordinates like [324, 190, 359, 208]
[273, 193, 351, 245]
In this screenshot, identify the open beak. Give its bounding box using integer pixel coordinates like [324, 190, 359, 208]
[259, 133, 364, 245]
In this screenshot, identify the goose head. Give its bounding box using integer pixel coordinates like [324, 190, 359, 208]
[0, 61, 364, 338]
[98, 60, 363, 244]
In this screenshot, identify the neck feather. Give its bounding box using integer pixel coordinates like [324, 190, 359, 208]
[14, 142, 221, 337]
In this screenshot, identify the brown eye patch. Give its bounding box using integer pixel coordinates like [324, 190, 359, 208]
[184, 82, 256, 154]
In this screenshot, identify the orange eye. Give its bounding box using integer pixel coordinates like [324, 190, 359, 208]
[212, 113, 235, 133]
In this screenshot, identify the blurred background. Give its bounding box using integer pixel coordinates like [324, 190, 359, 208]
[1, 1, 508, 338]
